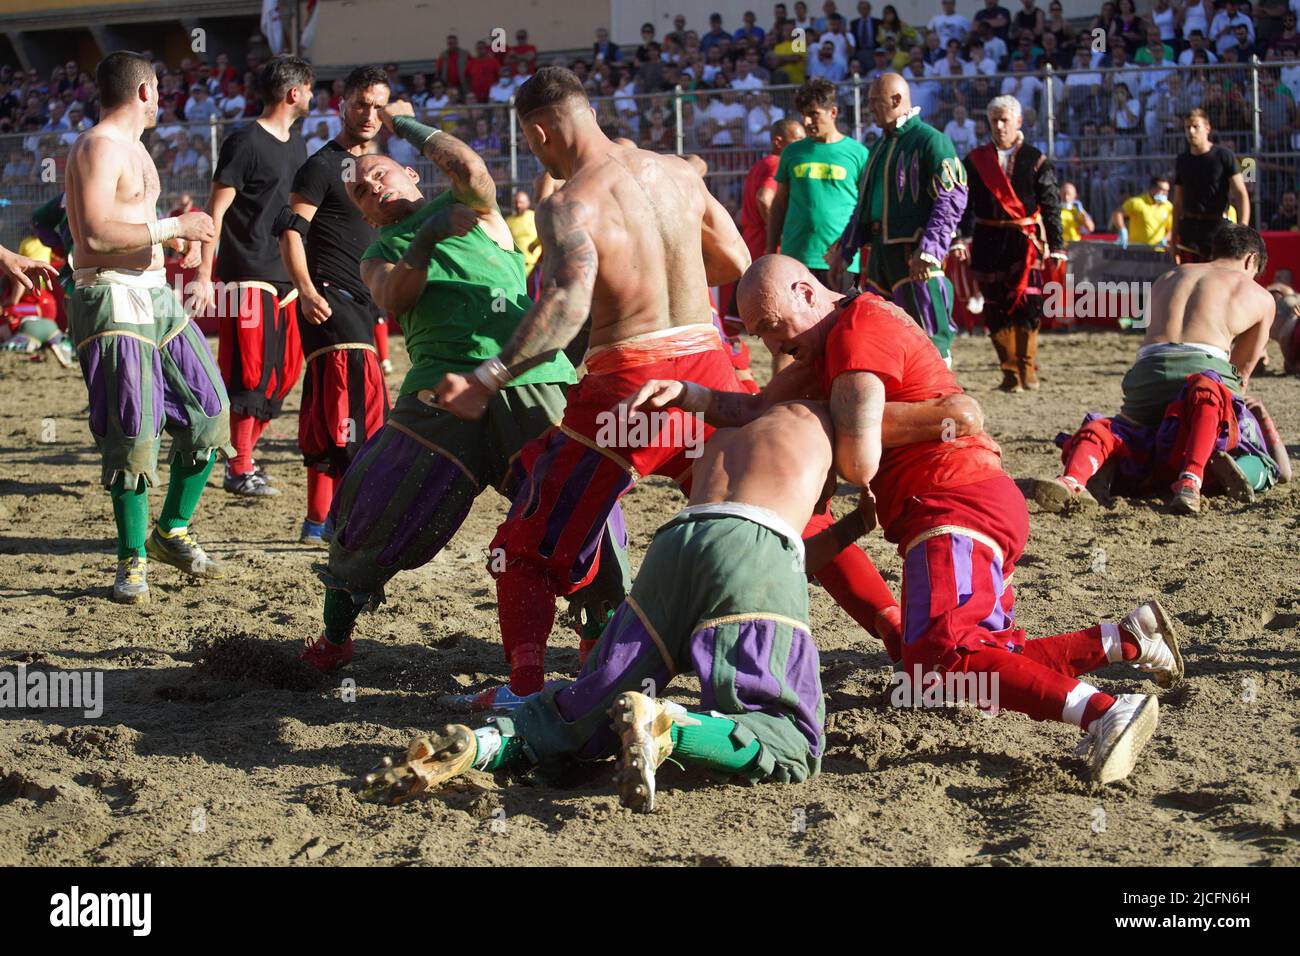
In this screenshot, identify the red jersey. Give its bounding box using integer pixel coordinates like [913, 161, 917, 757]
[813, 293, 1005, 540]
[740, 154, 779, 262]
[465, 56, 500, 103]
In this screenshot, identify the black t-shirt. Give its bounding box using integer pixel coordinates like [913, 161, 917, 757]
[290, 140, 376, 304]
[213, 120, 306, 283]
[975, 6, 1012, 39]
[1175, 144, 1239, 218]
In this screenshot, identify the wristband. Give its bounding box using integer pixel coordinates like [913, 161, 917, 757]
[148, 217, 181, 246]
[394, 114, 441, 151]
[472, 356, 512, 393]
[678, 381, 711, 413]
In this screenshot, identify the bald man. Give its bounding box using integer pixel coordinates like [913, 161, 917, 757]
[297, 112, 628, 677]
[629, 256, 1180, 784]
[831, 73, 967, 363]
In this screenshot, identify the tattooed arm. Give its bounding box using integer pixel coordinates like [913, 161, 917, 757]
[433, 193, 597, 420]
[381, 100, 497, 214]
[829, 370, 885, 487]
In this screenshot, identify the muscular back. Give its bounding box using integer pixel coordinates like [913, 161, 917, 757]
[1144, 262, 1273, 353]
[553, 144, 715, 347]
[688, 401, 835, 533]
[65, 124, 164, 272]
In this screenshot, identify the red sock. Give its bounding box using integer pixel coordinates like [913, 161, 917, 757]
[957, 645, 1115, 725]
[496, 560, 557, 696]
[306, 469, 336, 523]
[229, 412, 257, 474]
[1179, 385, 1228, 485]
[373, 318, 389, 362]
[802, 510, 900, 654]
[1061, 430, 1114, 487]
[1020, 622, 1138, 677]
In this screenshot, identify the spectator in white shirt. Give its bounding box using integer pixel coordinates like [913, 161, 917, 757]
[817, 13, 857, 66]
[928, 0, 972, 45]
[1178, 30, 1220, 66]
[305, 119, 331, 156]
[702, 85, 748, 145]
[903, 48, 941, 120]
[944, 103, 978, 155]
[1000, 58, 1044, 115]
[1210, 2, 1255, 55]
[747, 91, 786, 148]
[934, 38, 976, 78]
[967, 39, 1000, 75]
[489, 69, 519, 104]
[219, 81, 246, 122]
[732, 59, 766, 90]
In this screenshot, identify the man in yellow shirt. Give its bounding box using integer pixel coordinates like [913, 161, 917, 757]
[774, 20, 808, 85]
[1110, 176, 1173, 248]
[504, 189, 541, 277]
[1059, 181, 1094, 244]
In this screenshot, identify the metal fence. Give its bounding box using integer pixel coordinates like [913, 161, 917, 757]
[2, 58, 1294, 249]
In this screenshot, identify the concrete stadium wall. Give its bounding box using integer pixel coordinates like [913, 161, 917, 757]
[306, 0, 613, 67]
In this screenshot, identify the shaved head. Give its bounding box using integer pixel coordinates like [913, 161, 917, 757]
[737, 254, 840, 361]
[350, 152, 423, 225]
[867, 73, 912, 128]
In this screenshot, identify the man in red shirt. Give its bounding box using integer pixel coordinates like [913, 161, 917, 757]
[436, 35, 468, 94]
[627, 255, 1184, 785]
[740, 118, 805, 263]
[509, 29, 538, 75]
[466, 40, 501, 104]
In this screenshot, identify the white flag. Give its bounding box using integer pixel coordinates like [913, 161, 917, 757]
[261, 0, 284, 55]
[301, 0, 320, 51]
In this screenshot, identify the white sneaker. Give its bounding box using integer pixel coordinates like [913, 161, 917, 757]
[608, 692, 698, 813]
[1083, 694, 1159, 784]
[1119, 599, 1184, 688]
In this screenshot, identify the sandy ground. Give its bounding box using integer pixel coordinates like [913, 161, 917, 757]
[1, 329, 1297, 867]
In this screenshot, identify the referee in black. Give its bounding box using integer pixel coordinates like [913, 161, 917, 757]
[1172, 108, 1252, 264]
[278, 65, 394, 545]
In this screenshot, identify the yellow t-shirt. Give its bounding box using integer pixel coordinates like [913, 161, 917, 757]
[775, 41, 807, 85]
[1121, 194, 1172, 246]
[1061, 207, 1084, 244]
[17, 235, 52, 263]
[505, 209, 541, 275]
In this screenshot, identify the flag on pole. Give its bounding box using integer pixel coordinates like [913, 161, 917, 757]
[261, 0, 285, 55]
[301, 0, 320, 51]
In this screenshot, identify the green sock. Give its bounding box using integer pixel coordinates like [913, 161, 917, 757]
[110, 474, 150, 559]
[474, 728, 528, 771]
[323, 587, 364, 645]
[158, 455, 215, 532]
[670, 712, 762, 774]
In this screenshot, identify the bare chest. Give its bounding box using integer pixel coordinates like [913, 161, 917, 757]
[121, 144, 160, 210]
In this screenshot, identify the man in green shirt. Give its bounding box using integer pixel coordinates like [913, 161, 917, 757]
[300, 102, 628, 684]
[767, 78, 869, 292]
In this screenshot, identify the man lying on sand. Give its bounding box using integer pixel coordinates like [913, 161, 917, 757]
[1027, 224, 1288, 515]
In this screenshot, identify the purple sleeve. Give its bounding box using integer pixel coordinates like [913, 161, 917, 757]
[918, 183, 967, 262]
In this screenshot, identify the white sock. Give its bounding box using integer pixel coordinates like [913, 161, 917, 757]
[1062, 681, 1100, 727]
[472, 727, 501, 770]
[1099, 622, 1124, 663]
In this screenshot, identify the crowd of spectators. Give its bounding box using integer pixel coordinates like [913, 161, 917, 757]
[5, 2, 1300, 220]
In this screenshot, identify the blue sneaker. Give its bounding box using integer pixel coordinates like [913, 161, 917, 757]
[320, 515, 335, 544]
[300, 519, 327, 545]
[438, 684, 533, 713]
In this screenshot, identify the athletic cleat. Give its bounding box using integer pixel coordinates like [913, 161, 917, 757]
[1168, 477, 1201, 514]
[223, 466, 279, 497]
[1025, 476, 1098, 514]
[111, 556, 150, 605]
[145, 527, 224, 579]
[300, 633, 353, 672]
[1208, 451, 1256, 503]
[320, 515, 335, 544]
[251, 460, 277, 485]
[359, 725, 477, 804]
[439, 684, 532, 712]
[1119, 599, 1184, 688]
[300, 519, 327, 546]
[1083, 694, 1159, 784]
[609, 691, 697, 813]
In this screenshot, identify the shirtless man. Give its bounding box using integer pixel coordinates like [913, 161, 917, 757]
[64, 51, 231, 604]
[1030, 224, 1279, 514]
[420, 67, 939, 702]
[361, 400, 870, 811]
[629, 256, 1181, 784]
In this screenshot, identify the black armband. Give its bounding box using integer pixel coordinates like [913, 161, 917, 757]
[272, 206, 310, 238]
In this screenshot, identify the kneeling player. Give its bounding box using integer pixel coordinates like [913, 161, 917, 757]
[362, 400, 876, 810]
